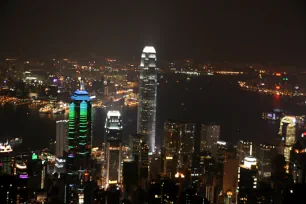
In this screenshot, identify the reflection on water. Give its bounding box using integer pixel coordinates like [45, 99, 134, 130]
[1, 76, 306, 151]
[272, 93, 281, 109]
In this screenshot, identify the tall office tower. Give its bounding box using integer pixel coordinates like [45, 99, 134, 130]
[237, 156, 258, 203]
[67, 82, 92, 177]
[13, 153, 29, 203]
[181, 123, 196, 158]
[129, 134, 144, 161]
[163, 155, 178, 179]
[56, 120, 69, 157]
[200, 124, 220, 156]
[105, 111, 122, 186]
[279, 116, 297, 173]
[122, 161, 138, 199]
[137, 46, 158, 152]
[257, 144, 277, 181]
[0, 142, 13, 174]
[164, 120, 195, 168]
[191, 152, 213, 191]
[150, 154, 161, 181]
[237, 143, 258, 203]
[223, 151, 239, 204]
[290, 137, 306, 184]
[0, 174, 16, 203]
[164, 121, 181, 155]
[237, 140, 253, 164]
[140, 142, 149, 189]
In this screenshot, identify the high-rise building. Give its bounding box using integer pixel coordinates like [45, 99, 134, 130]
[105, 111, 122, 186]
[237, 142, 259, 202]
[200, 124, 220, 156]
[223, 152, 239, 204]
[237, 140, 253, 164]
[12, 153, 29, 203]
[290, 137, 306, 184]
[129, 134, 144, 161]
[257, 143, 277, 181]
[67, 83, 92, 175]
[279, 116, 297, 173]
[164, 120, 195, 168]
[0, 141, 13, 175]
[137, 46, 158, 152]
[164, 121, 181, 155]
[140, 142, 149, 189]
[150, 153, 161, 181]
[0, 174, 16, 203]
[122, 161, 138, 200]
[237, 156, 258, 203]
[56, 120, 69, 157]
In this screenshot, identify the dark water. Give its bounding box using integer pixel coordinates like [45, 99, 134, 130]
[156, 74, 306, 148]
[0, 74, 305, 151]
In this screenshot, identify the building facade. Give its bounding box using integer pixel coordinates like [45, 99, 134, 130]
[200, 124, 220, 156]
[67, 84, 92, 175]
[164, 120, 195, 168]
[56, 120, 69, 157]
[105, 111, 122, 186]
[137, 46, 158, 152]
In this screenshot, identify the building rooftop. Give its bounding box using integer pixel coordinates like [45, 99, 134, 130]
[143, 46, 156, 54]
[107, 110, 121, 117]
[71, 89, 91, 101]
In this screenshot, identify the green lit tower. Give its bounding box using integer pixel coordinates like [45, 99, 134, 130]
[67, 82, 92, 175]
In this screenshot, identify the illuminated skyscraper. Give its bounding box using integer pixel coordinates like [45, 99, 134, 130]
[137, 46, 158, 152]
[237, 145, 258, 203]
[237, 140, 253, 164]
[67, 83, 92, 174]
[163, 120, 195, 167]
[279, 116, 297, 173]
[105, 111, 122, 186]
[0, 142, 13, 175]
[237, 156, 258, 203]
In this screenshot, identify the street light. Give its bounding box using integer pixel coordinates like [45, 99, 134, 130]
[175, 172, 185, 178]
[226, 191, 233, 204]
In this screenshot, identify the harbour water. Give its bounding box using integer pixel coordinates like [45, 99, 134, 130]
[0, 75, 305, 151]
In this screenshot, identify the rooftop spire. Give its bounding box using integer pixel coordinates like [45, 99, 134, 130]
[78, 77, 85, 91]
[80, 81, 85, 91]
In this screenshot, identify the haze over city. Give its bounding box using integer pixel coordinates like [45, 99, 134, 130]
[1, 1, 306, 204]
[1, 0, 306, 65]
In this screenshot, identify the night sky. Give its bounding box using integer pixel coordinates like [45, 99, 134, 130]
[0, 0, 306, 65]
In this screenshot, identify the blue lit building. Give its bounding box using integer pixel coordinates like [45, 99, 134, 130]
[66, 83, 93, 203]
[67, 83, 92, 171]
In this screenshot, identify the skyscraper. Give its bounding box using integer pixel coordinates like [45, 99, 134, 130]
[56, 120, 69, 157]
[129, 134, 144, 161]
[279, 116, 297, 173]
[67, 83, 92, 174]
[0, 142, 13, 175]
[257, 143, 277, 181]
[237, 140, 253, 164]
[105, 111, 122, 186]
[237, 156, 258, 203]
[164, 120, 195, 167]
[137, 46, 158, 152]
[200, 124, 220, 156]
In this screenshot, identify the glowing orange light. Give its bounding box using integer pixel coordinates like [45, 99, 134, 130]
[276, 73, 281, 76]
[276, 86, 280, 90]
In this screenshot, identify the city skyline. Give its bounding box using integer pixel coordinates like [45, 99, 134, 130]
[1, 1, 306, 203]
